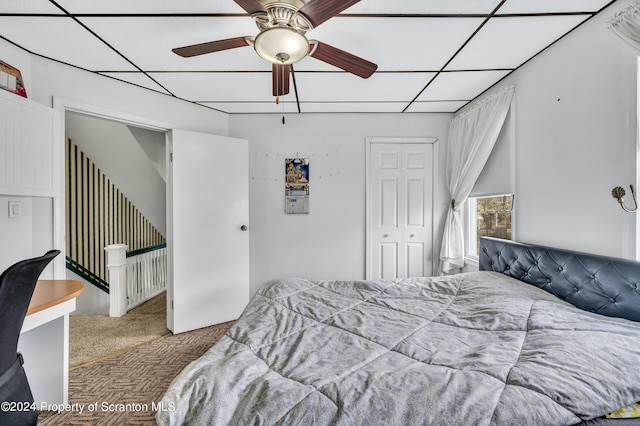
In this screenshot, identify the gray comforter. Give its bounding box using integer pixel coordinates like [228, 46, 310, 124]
[156, 272, 640, 425]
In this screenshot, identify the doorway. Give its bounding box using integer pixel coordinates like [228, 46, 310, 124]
[53, 98, 250, 335]
[63, 110, 168, 315]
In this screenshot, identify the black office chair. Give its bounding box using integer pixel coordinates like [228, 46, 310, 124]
[0, 250, 60, 426]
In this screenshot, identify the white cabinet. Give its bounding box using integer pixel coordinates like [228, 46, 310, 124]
[0, 89, 56, 196]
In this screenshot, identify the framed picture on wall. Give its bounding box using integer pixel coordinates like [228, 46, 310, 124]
[285, 158, 309, 214]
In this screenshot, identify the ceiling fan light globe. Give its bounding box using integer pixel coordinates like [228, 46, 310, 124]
[254, 27, 309, 64]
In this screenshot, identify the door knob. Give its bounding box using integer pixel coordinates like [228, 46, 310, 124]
[240, 225, 248, 231]
[383, 234, 388, 238]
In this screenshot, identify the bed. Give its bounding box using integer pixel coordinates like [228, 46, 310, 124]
[157, 237, 640, 425]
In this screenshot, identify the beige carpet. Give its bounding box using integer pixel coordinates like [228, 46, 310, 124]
[69, 292, 170, 367]
[38, 320, 234, 425]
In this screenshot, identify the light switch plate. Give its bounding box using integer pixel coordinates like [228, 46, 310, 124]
[8, 201, 21, 218]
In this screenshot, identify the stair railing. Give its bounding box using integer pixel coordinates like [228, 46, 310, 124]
[66, 137, 166, 306]
[105, 243, 167, 317]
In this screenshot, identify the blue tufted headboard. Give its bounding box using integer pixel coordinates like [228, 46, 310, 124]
[479, 237, 640, 322]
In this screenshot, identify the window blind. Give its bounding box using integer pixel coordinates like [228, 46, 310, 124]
[470, 107, 514, 197]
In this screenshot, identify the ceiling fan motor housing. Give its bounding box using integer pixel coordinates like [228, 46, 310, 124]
[252, 1, 312, 64]
[172, 0, 378, 98]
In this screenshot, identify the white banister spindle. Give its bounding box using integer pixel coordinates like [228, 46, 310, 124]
[105, 244, 128, 317]
[105, 244, 166, 315]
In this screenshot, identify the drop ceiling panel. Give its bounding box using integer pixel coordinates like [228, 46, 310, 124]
[79, 16, 266, 71]
[55, 0, 244, 14]
[418, 70, 511, 101]
[200, 102, 299, 114]
[299, 102, 410, 113]
[300, 17, 485, 72]
[346, 0, 503, 14]
[149, 72, 275, 102]
[445, 15, 589, 70]
[496, 0, 613, 14]
[405, 101, 468, 113]
[295, 72, 434, 102]
[0, 1, 611, 114]
[0, 17, 137, 71]
[99, 72, 172, 95]
[0, 0, 63, 14]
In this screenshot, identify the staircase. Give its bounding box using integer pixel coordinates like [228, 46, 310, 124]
[65, 136, 166, 314]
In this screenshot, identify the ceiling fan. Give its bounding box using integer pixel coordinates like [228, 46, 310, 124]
[172, 0, 378, 97]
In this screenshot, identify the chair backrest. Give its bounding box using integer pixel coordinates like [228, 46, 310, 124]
[0, 250, 60, 373]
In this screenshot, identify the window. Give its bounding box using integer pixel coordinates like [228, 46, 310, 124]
[466, 194, 513, 258]
[464, 105, 514, 263]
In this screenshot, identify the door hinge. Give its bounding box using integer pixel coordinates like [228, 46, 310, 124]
[170, 152, 173, 162]
[171, 299, 174, 310]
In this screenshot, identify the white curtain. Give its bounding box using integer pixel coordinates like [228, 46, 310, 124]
[439, 85, 515, 274]
[608, 2, 640, 55]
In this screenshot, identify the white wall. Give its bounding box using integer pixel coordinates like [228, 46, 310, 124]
[129, 125, 167, 182]
[0, 196, 34, 271]
[0, 39, 229, 136]
[0, 196, 55, 278]
[67, 269, 109, 315]
[461, 0, 638, 262]
[230, 113, 451, 295]
[0, 46, 47, 274]
[65, 112, 167, 236]
[3, 0, 637, 306]
[0, 38, 230, 312]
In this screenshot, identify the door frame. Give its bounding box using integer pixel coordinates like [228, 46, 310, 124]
[365, 137, 439, 279]
[52, 97, 172, 295]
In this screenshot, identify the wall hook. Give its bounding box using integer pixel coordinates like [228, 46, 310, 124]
[611, 185, 638, 213]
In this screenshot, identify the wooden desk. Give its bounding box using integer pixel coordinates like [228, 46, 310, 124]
[27, 280, 84, 316]
[19, 280, 84, 406]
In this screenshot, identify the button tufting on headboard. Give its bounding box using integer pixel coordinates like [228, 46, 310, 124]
[479, 237, 640, 322]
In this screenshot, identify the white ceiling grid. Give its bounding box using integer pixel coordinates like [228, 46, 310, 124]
[0, 0, 616, 114]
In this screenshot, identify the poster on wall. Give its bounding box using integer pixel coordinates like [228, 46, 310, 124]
[285, 158, 309, 214]
[0, 60, 27, 98]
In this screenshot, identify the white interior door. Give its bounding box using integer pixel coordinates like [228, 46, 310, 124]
[167, 129, 249, 333]
[368, 140, 435, 279]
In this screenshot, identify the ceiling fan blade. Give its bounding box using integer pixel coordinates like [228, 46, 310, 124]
[309, 41, 377, 79]
[233, 0, 266, 15]
[272, 63, 291, 96]
[299, 0, 361, 27]
[172, 37, 251, 58]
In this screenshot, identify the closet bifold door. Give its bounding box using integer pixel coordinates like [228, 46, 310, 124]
[367, 140, 435, 279]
